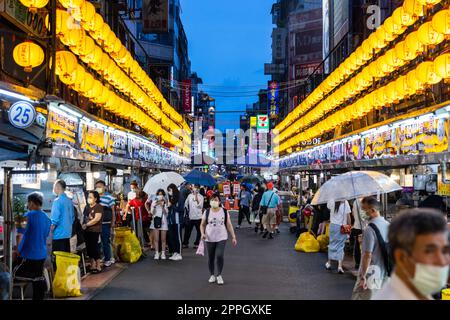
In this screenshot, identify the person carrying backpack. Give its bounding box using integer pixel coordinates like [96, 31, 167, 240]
[351, 196, 391, 300]
[200, 193, 237, 285]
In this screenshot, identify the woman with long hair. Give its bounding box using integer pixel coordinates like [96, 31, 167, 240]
[326, 200, 351, 274]
[150, 189, 169, 260]
[167, 184, 183, 261]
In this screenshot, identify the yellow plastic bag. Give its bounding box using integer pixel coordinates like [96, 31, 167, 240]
[119, 231, 142, 263]
[442, 288, 450, 300]
[113, 227, 132, 259]
[52, 251, 82, 298]
[295, 232, 320, 253]
[317, 234, 329, 252]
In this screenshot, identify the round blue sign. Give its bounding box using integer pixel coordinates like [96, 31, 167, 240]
[8, 101, 36, 129]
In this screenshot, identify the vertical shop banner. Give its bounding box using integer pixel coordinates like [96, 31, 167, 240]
[182, 79, 192, 114]
[268, 81, 279, 118]
[142, 0, 168, 33]
[257, 115, 270, 133]
[232, 182, 240, 196]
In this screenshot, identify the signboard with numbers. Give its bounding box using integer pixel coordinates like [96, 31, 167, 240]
[257, 115, 269, 133]
[8, 101, 36, 129]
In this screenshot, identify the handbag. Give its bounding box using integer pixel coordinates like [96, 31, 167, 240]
[339, 204, 351, 235]
[260, 192, 275, 215]
[153, 216, 162, 229]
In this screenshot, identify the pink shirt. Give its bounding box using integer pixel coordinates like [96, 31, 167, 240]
[204, 208, 228, 243]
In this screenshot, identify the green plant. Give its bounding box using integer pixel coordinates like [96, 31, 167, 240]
[13, 195, 27, 223]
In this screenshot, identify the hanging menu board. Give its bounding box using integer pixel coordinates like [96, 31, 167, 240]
[46, 110, 78, 147]
[79, 122, 107, 155]
[362, 129, 397, 159]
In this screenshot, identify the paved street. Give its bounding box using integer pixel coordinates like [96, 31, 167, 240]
[93, 213, 355, 300]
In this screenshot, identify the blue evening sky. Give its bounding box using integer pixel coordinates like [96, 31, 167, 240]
[181, 0, 273, 132]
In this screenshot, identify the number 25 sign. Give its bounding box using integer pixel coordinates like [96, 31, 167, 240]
[8, 101, 36, 129]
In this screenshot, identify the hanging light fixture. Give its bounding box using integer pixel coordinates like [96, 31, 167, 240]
[18, 0, 49, 12]
[13, 41, 45, 72]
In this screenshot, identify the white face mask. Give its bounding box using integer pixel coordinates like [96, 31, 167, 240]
[210, 201, 220, 209]
[157, 195, 164, 201]
[96, 187, 104, 194]
[410, 261, 449, 296]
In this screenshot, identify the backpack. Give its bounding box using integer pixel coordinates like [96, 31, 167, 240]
[368, 223, 394, 277]
[205, 208, 228, 226]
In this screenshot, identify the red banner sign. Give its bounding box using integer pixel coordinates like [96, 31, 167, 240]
[182, 79, 192, 114]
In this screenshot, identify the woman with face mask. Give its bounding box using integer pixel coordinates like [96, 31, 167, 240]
[373, 208, 450, 300]
[150, 189, 169, 260]
[200, 194, 237, 285]
[82, 191, 104, 273]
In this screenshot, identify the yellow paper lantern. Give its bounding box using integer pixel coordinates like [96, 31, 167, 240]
[379, 55, 394, 74]
[71, 32, 95, 57]
[433, 53, 450, 79]
[369, 32, 384, 50]
[55, 51, 77, 83]
[97, 23, 111, 42]
[432, 9, 450, 35]
[79, 1, 95, 22]
[85, 80, 102, 99]
[416, 61, 442, 85]
[19, 0, 49, 10]
[83, 44, 102, 67]
[13, 41, 45, 72]
[382, 18, 397, 40]
[417, 0, 442, 5]
[403, 0, 424, 17]
[64, 28, 83, 47]
[406, 70, 424, 93]
[417, 22, 444, 46]
[395, 76, 410, 98]
[74, 70, 94, 94]
[45, 9, 69, 34]
[405, 31, 424, 55]
[104, 31, 117, 53]
[58, 0, 83, 9]
[393, 6, 415, 27]
[84, 12, 103, 33]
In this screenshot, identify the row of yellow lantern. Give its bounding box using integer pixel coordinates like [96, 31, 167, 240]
[54, 50, 191, 147]
[275, 0, 441, 135]
[276, 53, 450, 153]
[276, 8, 450, 144]
[54, 0, 188, 130]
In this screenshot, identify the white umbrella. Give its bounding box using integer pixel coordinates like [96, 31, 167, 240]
[143, 172, 185, 196]
[311, 171, 402, 205]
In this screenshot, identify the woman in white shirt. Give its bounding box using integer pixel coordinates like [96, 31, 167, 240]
[150, 189, 169, 260]
[326, 199, 352, 274]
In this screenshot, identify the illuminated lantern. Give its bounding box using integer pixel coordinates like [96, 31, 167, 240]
[85, 80, 103, 99]
[417, 0, 442, 5]
[79, 1, 95, 23]
[74, 71, 94, 94]
[112, 37, 122, 56]
[13, 41, 44, 72]
[379, 55, 394, 74]
[405, 31, 424, 55]
[58, 0, 83, 9]
[18, 0, 49, 11]
[83, 45, 102, 67]
[64, 28, 83, 47]
[395, 76, 410, 98]
[97, 23, 111, 42]
[104, 31, 117, 53]
[100, 52, 112, 74]
[403, 0, 424, 17]
[382, 18, 397, 40]
[386, 81, 400, 103]
[362, 39, 372, 57]
[406, 69, 424, 93]
[55, 51, 77, 82]
[393, 6, 415, 27]
[71, 32, 95, 58]
[369, 32, 384, 50]
[93, 86, 109, 105]
[369, 61, 383, 78]
[385, 48, 404, 69]
[432, 9, 450, 36]
[433, 53, 450, 79]
[417, 22, 444, 45]
[84, 13, 103, 33]
[415, 61, 442, 85]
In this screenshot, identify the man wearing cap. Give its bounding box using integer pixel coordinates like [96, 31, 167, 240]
[260, 182, 280, 239]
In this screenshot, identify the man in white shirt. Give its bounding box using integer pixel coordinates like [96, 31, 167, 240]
[183, 184, 204, 249]
[372, 208, 449, 300]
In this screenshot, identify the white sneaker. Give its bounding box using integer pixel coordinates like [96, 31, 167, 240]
[172, 253, 182, 261]
[160, 252, 166, 260]
[216, 275, 224, 285]
[208, 275, 216, 283]
[104, 261, 112, 267]
[109, 258, 115, 264]
[169, 254, 177, 260]
[154, 252, 160, 260]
